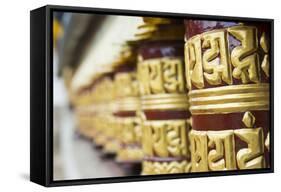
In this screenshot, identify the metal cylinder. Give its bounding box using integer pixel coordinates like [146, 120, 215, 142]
[184, 20, 270, 171]
[137, 18, 192, 175]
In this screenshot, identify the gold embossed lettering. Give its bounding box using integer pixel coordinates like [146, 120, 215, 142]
[166, 121, 189, 157]
[234, 128, 265, 169]
[190, 130, 208, 172]
[185, 35, 204, 89]
[207, 130, 236, 170]
[260, 32, 270, 77]
[202, 30, 232, 85]
[163, 58, 185, 93]
[149, 60, 164, 94]
[152, 123, 168, 157]
[228, 26, 260, 83]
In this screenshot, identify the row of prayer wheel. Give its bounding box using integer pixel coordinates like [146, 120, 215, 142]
[73, 17, 270, 175]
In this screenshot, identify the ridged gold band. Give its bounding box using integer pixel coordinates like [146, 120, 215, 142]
[141, 93, 189, 111]
[189, 84, 269, 114]
[116, 97, 140, 112]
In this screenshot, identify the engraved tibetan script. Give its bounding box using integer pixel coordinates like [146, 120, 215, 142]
[189, 128, 266, 172]
[185, 25, 270, 90]
[138, 58, 185, 95]
[142, 120, 190, 158]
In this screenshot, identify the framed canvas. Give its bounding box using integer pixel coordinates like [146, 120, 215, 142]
[30, 5, 274, 187]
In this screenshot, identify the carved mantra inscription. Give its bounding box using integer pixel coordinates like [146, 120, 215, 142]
[185, 26, 270, 90]
[142, 120, 190, 158]
[190, 128, 266, 171]
[138, 57, 186, 95]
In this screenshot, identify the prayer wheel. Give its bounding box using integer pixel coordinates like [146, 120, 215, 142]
[92, 71, 119, 154]
[114, 45, 143, 166]
[184, 20, 270, 171]
[74, 85, 93, 140]
[137, 18, 192, 175]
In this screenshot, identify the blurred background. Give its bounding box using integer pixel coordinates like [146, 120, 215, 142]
[53, 12, 143, 180]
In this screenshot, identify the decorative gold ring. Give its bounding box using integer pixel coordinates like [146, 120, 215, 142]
[141, 93, 189, 111]
[189, 84, 269, 114]
[116, 97, 140, 111]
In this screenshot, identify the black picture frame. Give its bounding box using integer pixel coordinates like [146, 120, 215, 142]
[30, 4, 274, 187]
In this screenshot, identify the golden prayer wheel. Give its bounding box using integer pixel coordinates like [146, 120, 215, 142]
[74, 86, 93, 139]
[113, 45, 143, 165]
[137, 18, 192, 175]
[184, 20, 270, 171]
[91, 71, 120, 155]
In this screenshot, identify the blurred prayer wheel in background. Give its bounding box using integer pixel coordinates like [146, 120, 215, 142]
[91, 71, 119, 154]
[137, 18, 192, 175]
[184, 20, 271, 172]
[113, 45, 143, 169]
[74, 86, 93, 140]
